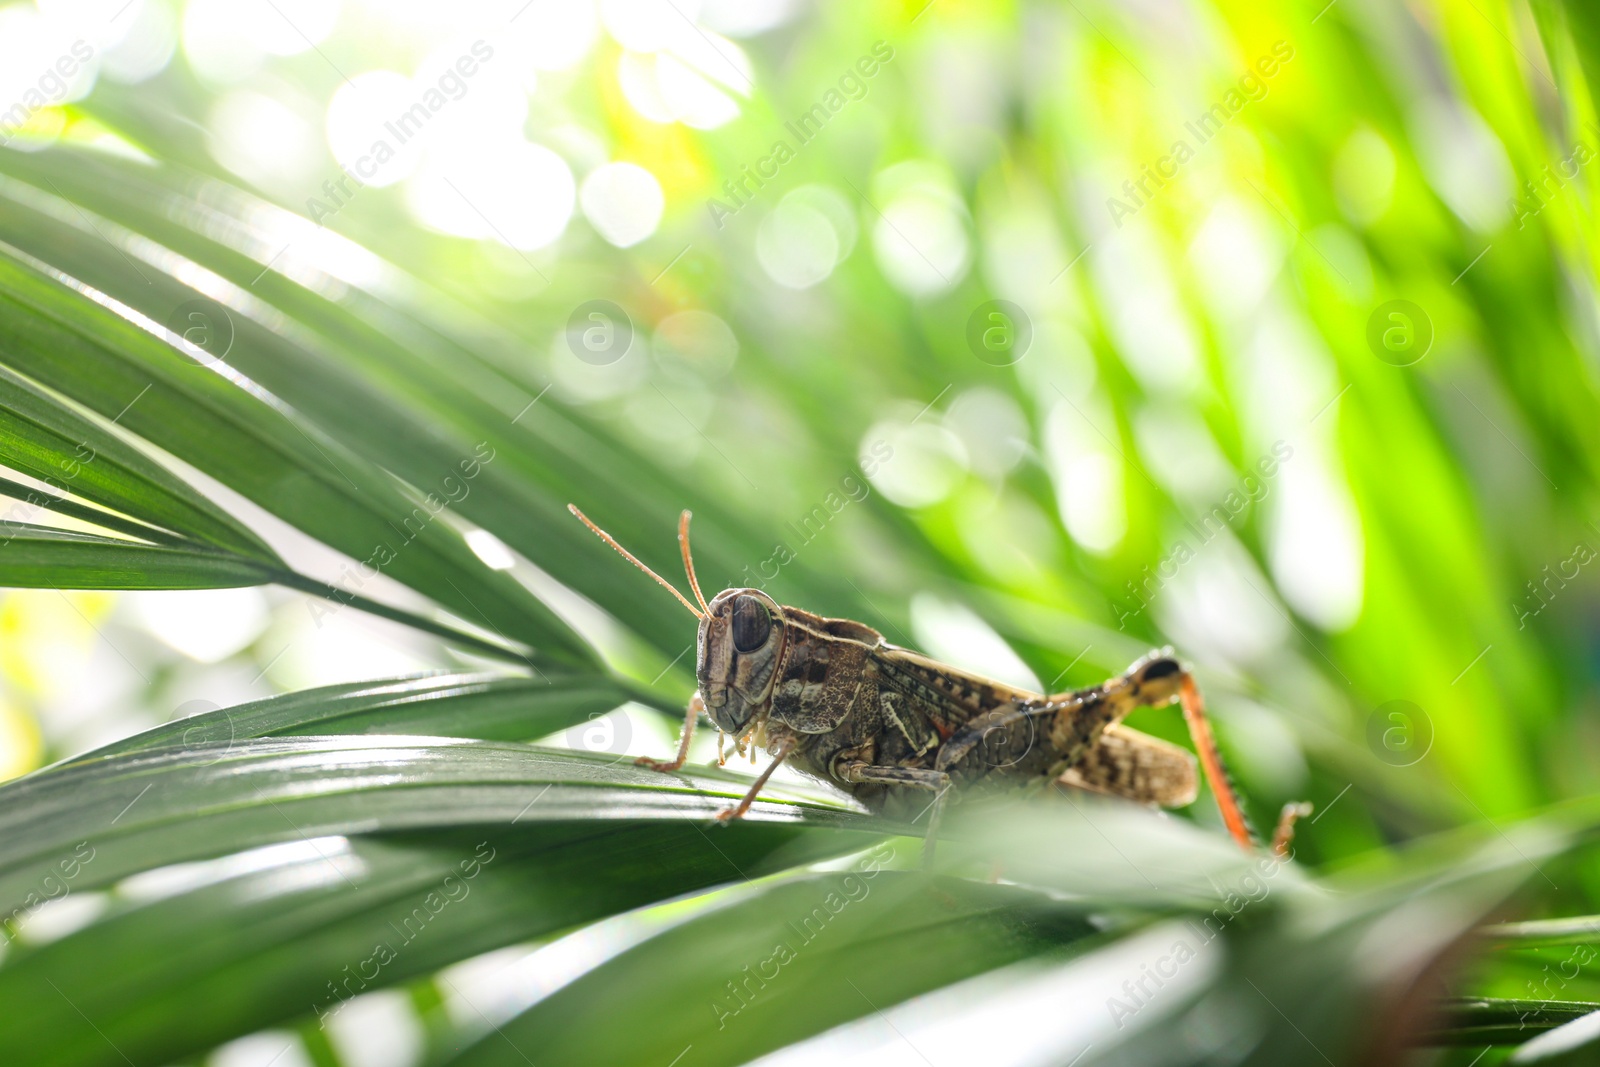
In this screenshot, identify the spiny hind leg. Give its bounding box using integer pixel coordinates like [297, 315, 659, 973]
[1170, 666, 1313, 859]
[636, 692, 704, 773]
[1051, 651, 1259, 852]
[1172, 667, 1256, 852]
[1057, 725, 1199, 809]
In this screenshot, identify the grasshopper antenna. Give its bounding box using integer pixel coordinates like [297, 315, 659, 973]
[678, 510, 710, 614]
[568, 504, 704, 619]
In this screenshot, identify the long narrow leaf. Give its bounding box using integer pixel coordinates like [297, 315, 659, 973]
[0, 360, 277, 560]
[0, 522, 272, 589]
[0, 234, 596, 667]
[0, 738, 870, 916]
[60, 673, 632, 765]
[437, 871, 1101, 1067]
[0, 823, 871, 1067]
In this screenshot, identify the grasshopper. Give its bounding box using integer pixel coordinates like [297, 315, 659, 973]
[570, 505, 1309, 856]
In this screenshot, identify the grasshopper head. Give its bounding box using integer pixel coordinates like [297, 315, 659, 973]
[566, 505, 782, 735]
[697, 588, 785, 733]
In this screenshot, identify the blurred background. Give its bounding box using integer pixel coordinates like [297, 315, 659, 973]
[0, 0, 1589, 829]
[1, 0, 1599, 996]
[6, 0, 1600, 1063]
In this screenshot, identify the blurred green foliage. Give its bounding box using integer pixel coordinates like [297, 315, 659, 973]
[3, 0, 1600, 1062]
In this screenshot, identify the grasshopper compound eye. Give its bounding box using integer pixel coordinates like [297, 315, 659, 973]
[731, 594, 771, 652]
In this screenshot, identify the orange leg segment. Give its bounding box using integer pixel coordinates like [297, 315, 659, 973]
[1178, 674, 1255, 853]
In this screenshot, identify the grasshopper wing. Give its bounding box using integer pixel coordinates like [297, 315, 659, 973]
[1058, 724, 1198, 808]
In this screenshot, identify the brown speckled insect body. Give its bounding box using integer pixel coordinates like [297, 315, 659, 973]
[570, 506, 1304, 855]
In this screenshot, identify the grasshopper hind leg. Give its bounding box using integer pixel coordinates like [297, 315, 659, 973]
[1098, 653, 1310, 856]
[1171, 668, 1257, 852]
[1271, 801, 1314, 858]
[1057, 724, 1199, 809]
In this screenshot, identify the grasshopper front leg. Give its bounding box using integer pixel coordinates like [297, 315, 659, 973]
[636, 692, 705, 773]
[715, 735, 796, 821]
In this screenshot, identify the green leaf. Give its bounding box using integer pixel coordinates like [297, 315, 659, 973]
[1070, 817, 1590, 1064]
[0, 360, 277, 560]
[934, 793, 1315, 909]
[0, 737, 869, 916]
[0, 236, 597, 668]
[1511, 1006, 1600, 1062]
[0, 152, 880, 674]
[0, 824, 871, 1067]
[0, 522, 272, 589]
[58, 673, 634, 765]
[1484, 916, 1600, 947]
[0, 470, 192, 546]
[437, 870, 1101, 1067]
[1426, 998, 1600, 1046]
[0, 708, 880, 1067]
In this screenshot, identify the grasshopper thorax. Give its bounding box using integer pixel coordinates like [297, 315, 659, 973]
[698, 587, 785, 733]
